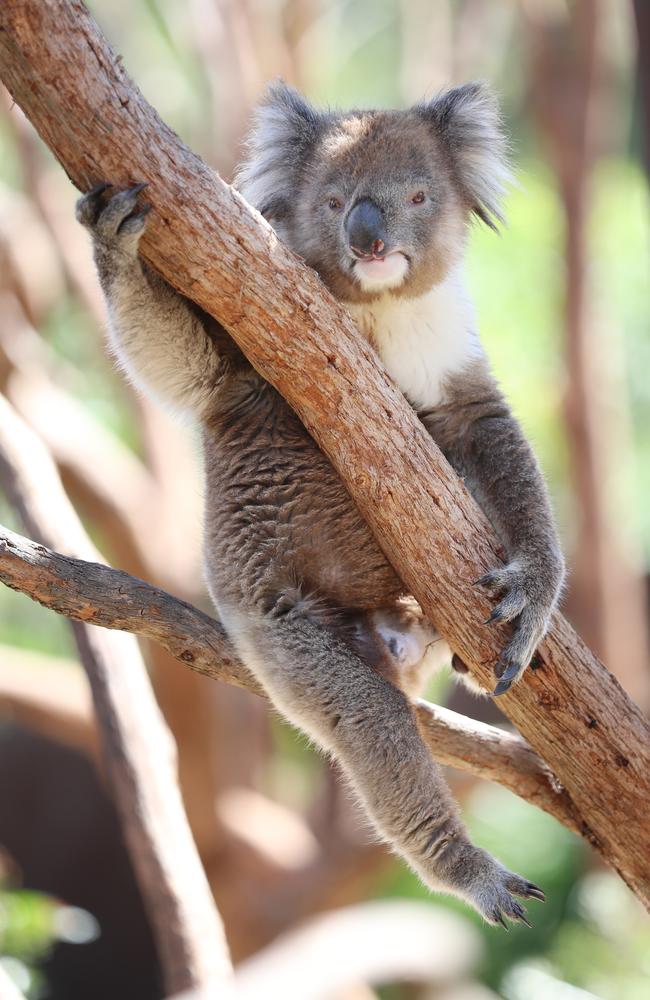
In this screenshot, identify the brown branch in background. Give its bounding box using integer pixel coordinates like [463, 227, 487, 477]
[188, 0, 262, 175]
[1, 0, 649, 906]
[0, 87, 107, 324]
[0, 291, 239, 881]
[0, 394, 232, 996]
[523, 0, 650, 707]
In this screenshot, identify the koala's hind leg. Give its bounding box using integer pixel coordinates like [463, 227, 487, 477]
[76, 184, 228, 416]
[228, 603, 544, 926]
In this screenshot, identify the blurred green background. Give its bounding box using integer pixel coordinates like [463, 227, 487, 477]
[0, 1, 649, 998]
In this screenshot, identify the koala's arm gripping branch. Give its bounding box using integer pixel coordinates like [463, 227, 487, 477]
[1, 0, 650, 906]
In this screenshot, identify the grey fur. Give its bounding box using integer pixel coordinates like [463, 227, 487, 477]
[417, 82, 512, 230]
[75, 81, 562, 925]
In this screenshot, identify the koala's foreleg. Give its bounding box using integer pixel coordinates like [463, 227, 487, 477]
[422, 372, 565, 696]
[76, 185, 226, 416]
[229, 606, 544, 926]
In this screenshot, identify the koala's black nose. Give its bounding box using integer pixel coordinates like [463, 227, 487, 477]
[346, 198, 387, 258]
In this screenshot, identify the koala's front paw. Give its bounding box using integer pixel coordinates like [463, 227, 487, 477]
[75, 183, 151, 261]
[476, 554, 564, 696]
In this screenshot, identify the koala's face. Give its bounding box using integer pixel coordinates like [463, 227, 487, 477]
[292, 113, 468, 302]
[236, 83, 509, 304]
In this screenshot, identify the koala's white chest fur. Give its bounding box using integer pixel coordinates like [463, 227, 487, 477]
[347, 270, 482, 409]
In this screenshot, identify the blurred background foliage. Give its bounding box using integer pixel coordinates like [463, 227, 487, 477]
[0, 0, 649, 998]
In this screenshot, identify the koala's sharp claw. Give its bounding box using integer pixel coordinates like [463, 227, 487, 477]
[129, 181, 149, 194]
[76, 183, 114, 226]
[491, 660, 521, 696]
[510, 901, 531, 926]
[474, 573, 496, 588]
[468, 858, 544, 929]
[117, 204, 152, 236]
[87, 181, 112, 198]
[484, 608, 504, 625]
[524, 882, 546, 902]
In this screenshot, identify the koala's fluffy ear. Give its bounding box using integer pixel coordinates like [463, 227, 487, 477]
[235, 81, 325, 223]
[419, 82, 511, 231]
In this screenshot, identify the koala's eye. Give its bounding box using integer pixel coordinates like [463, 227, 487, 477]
[410, 191, 426, 205]
[328, 197, 343, 211]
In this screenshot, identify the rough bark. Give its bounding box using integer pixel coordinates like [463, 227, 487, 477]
[0, 394, 232, 996]
[1, 0, 649, 905]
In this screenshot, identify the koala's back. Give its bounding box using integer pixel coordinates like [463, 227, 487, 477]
[201, 371, 404, 617]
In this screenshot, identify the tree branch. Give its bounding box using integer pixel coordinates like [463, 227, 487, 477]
[1, 0, 649, 904]
[0, 520, 583, 835]
[0, 393, 232, 996]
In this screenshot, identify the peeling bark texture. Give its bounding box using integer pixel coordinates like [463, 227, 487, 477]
[1, 0, 650, 906]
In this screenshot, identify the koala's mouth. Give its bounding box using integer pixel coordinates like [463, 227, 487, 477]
[351, 250, 410, 291]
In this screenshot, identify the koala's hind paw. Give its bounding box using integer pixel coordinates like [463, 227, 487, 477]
[476, 557, 562, 696]
[470, 861, 545, 929]
[76, 183, 151, 251]
[423, 838, 545, 929]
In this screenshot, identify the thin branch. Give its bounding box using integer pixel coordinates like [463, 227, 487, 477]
[0, 394, 232, 996]
[0, 521, 581, 833]
[1, 0, 648, 904]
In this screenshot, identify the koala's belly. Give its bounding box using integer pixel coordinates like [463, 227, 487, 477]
[201, 395, 404, 612]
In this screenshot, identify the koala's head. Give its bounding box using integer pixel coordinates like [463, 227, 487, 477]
[236, 81, 510, 303]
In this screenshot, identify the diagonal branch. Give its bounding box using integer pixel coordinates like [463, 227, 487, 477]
[0, 0, 649, 905]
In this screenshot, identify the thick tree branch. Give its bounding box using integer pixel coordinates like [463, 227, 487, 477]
[0, 394, 232, 995]
[1, 0, 649, 904]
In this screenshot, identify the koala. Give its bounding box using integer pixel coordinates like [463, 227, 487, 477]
[75, 81, 564, 927]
